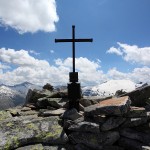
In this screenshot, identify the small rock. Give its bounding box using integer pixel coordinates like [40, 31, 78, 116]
[43, 83, 54, 91]
[68, 121, 100, 133]
[21, 107, 31, 112]
[40, 108, 66, 116]
[37, 97, 63, 109]
[84, 96, 130, 117]
[25, 103, 37, 110]
[61, 108, 83, 121]
[101, 117, 126, 131]
[80, 98, 93, 107]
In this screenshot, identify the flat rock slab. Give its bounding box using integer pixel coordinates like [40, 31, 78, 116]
[0, 116, 68, 149]
[69, 131, 120, 149]
[84, 96, 130, 117]
[68, 121, 100, 133]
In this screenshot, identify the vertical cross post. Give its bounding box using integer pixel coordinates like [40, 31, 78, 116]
[72, 25, 75, 73]
[55, 25, 93, 111]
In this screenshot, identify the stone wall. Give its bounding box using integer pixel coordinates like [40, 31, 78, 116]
[0, 88, 150, 150]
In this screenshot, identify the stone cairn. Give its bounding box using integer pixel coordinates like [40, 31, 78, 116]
[0, 84, 150, 150]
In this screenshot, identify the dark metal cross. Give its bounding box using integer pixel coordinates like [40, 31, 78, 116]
[55, 25, 93, 73]
[55, 25, 93, 111]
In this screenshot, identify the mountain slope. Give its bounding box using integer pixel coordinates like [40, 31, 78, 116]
[0, 82, 41, 110]
[82, 80, 137, 97]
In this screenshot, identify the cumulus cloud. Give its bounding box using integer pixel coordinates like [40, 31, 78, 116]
[55, 57, 107, 85]
[108, 67, 150, 84]
[1, 47, 150, 86]
[0, 0, 59, 34]
[0, 48, 49, 68]
[0, 48, 107, 85]
[107, 68, 128, 80]
[107, 42, 150, 65]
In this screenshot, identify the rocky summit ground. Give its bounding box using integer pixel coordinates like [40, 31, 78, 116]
[0, 86, 150, 150]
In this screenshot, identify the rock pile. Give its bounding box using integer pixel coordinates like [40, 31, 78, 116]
[0, 87, 150, 150]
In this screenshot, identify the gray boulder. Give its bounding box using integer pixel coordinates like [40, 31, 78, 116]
[101, 117, 126, 131]
[61, 108, 83, 121]
[25, 89, 65, 105]
[120, 85, 150, 106]
[0, 115, 68, 149]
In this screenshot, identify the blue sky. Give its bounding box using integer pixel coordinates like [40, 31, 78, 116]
[0, 0, 150, 85]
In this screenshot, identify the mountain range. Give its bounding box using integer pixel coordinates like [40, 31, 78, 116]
[0, 82, 41, 110]
[0, 80, 146, 110]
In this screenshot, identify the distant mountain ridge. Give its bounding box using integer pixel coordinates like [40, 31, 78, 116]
[0, 82, 41, 110]
[0, 80, 147, 110]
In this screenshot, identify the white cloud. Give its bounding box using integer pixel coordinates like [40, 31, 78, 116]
[107, 42, 150, 65]
[0, 48, 49, 68]
[29, 50, 40, 55]
[107, 47, 123, 56]
[55, 57, 107, 85]
[0, 48, 107, 85]
[1, 47, 150, 86]
[107, 68, 128, 80]
[0, 0, 59, 34]
[107, 67, 150, 84]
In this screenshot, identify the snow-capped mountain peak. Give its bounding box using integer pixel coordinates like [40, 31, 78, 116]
[82, 79, 137, 97]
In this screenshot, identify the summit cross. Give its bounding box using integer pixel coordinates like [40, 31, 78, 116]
[55, 25, 93, 111]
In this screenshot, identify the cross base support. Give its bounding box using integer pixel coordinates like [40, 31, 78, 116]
[68, 82, 81, 111]
[69, 72, 78, 82]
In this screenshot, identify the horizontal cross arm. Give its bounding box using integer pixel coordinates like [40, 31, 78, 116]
[55, 38, 93, 43]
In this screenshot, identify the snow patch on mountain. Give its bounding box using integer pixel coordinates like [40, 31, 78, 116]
[82, 80, 137, 97]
